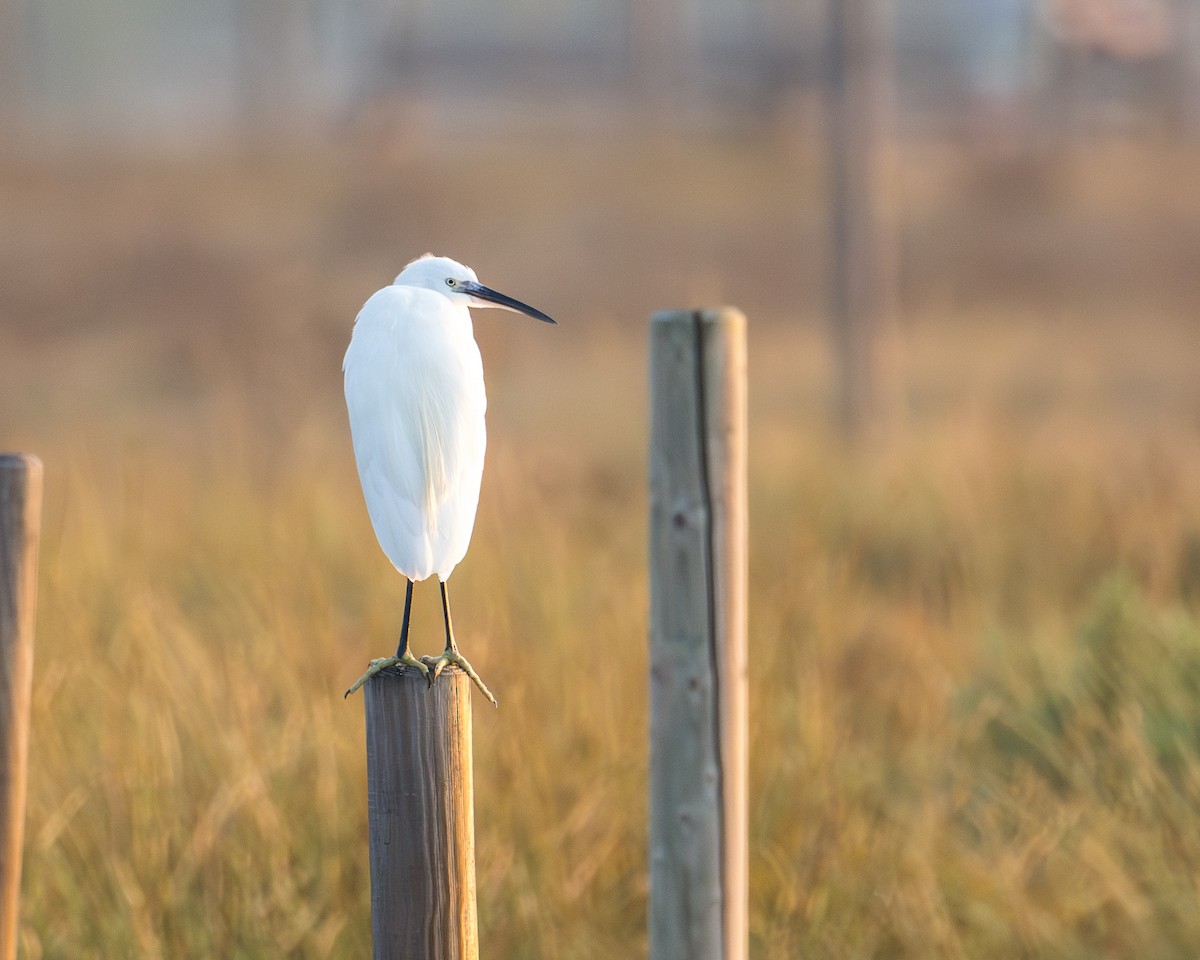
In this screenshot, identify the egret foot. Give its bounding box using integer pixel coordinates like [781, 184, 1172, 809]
[420, 649, 498, 707]
[344, 651, 430, 698]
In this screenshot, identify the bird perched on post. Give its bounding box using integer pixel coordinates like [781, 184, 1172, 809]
[343, 254, 557, 704]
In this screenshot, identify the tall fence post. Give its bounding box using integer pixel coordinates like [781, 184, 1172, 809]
[827, 0, 895, 439]
[648, 311, 748, 960]
[0, 454, 41, 960]
[364, 666, 478, 960]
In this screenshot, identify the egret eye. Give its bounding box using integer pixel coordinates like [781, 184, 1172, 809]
[445, 278, 457, 288]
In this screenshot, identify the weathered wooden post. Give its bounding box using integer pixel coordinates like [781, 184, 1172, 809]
[827, 0, 895, 439]
[364, 666, 478, 960]
[648, 311, 748, 960]
[0, 454, 41, 960]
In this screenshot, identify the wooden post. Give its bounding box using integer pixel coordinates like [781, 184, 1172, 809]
[0, 454, 40, 960]
[826, 0, 895, 439]
[648, 311, 748, 960]
[364, 666, 478, 960]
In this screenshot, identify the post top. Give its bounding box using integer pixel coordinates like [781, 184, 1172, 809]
[650, 308, 747, 327]
[0, 454, 42, 473]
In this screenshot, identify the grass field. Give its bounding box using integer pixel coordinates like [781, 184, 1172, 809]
[3, 128, 1200, 957]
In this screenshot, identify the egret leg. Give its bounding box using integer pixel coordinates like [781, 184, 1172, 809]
[421, 581, 498, 707]
[344, 579, 431, 697]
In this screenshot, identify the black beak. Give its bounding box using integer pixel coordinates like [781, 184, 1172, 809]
[461, 281, 557, 325]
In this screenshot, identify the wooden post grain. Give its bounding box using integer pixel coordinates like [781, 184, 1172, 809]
[364, 665, 478, 960]
[648, 311, 748, 960]
[0, 454, 41, 960]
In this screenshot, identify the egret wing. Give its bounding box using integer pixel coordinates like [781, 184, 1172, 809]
[344, 287, 486, 581]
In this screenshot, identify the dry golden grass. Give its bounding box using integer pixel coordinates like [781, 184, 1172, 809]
[3, 128, 1200, 957]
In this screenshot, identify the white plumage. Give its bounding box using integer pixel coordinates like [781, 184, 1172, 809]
[344, 279, 486, 582]
[342, 254, 556, 703]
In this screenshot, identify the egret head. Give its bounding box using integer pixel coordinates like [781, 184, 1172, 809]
[396, 254, 557, 325]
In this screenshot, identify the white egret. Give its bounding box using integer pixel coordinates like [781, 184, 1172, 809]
[343, 254, 556, 704]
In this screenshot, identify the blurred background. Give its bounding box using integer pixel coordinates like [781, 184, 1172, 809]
[3, 0, 1200, 957]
